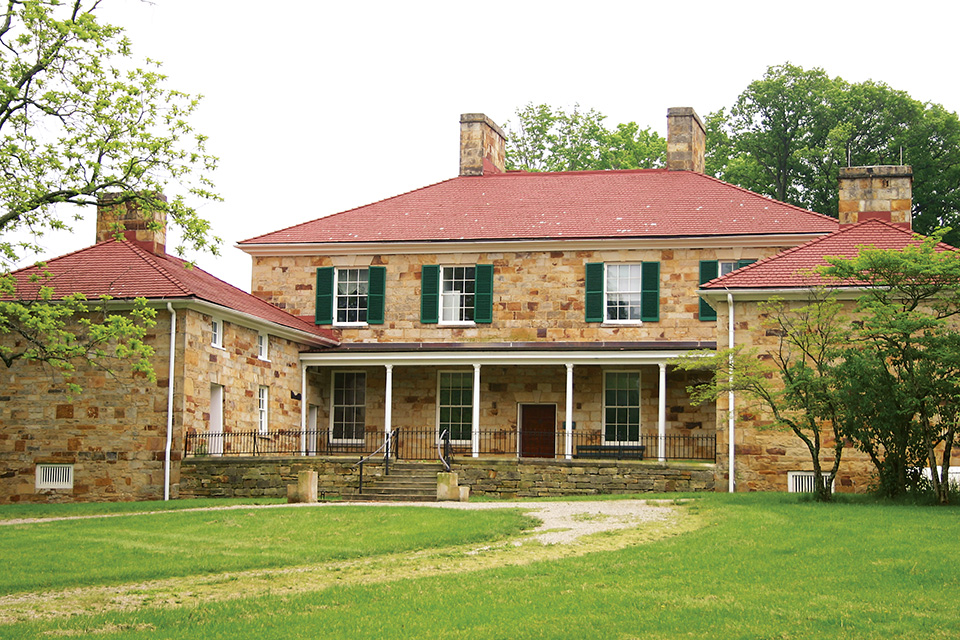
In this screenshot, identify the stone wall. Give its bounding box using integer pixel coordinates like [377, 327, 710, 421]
[838, 165, 912, 225]
[179, 456, 715, 499]
[0, 307, 316, 503]
[251, 245, 794, 344]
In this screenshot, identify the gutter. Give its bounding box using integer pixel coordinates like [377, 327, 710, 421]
[727, 292, 735, 493]
[164, 303, 177, 501]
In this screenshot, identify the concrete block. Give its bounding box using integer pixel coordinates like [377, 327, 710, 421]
[298, 469, 318, 503]
[459, 485, 470, 502]
[437, 471, 459, 501]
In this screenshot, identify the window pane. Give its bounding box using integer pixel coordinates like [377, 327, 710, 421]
[332, 372, 366, 441]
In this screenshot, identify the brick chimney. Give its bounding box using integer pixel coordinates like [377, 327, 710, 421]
[96, 192, 168, 255]
[459, 113, 506, 176]
[666, 107, 705, 173]
[838, 166, 912, 228]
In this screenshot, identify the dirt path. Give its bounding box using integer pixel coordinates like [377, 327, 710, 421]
[0, 499, 700, 625]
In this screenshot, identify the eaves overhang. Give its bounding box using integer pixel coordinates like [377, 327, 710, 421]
[237, 233, 834, 258]
[299, 341, 715, 367]
[697, 286, 870, 304]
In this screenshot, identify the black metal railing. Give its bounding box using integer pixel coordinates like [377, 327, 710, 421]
[184, 428, 715, 462]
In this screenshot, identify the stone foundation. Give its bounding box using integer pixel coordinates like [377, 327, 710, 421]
[179, 456, 715, 499]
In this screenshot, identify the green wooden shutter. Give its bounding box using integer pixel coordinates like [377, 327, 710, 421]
[474, 264, 494, 324]
[420, 265, 440, 324]
[585, 263, 605, 322]
[315, 267, 334, 325]
[367, 266, 386, 325]
[640, 262, 660, 322]
[737, 259, 756, 269]
[698, 260, 719, 321]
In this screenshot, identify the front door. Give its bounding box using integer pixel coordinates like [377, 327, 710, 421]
[520, 404, 556, 458]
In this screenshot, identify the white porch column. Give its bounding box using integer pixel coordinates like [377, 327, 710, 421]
[565, 363, 574, 460]
[658, 363, 667, 462]
[472, 364, 481, 458]
[384, 365, 394, 456]
[300, 365, 308, 455]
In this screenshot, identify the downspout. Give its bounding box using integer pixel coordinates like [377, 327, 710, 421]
[164, 303, 177, 501]
[727, 292, 735, 493]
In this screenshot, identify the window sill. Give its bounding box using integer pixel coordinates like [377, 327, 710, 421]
[333, 323, 369, 328]
[438, 322, 477, 328]
[211, 344, 226, 351]
[601, 322, 645, 328]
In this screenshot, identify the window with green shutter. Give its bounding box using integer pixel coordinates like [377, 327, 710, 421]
[586, 262, 660, 323]
[367, 266, 386, 325]
[698, 260, 719, 321]
[315, 267, 334, 325]
[473, 264, 494, 324]
[420, 264, 440, 324]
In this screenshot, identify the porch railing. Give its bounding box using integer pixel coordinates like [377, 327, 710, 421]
[184, 428, 715, 462]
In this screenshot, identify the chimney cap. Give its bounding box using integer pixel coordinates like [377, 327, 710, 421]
[839, 165, 912, 179]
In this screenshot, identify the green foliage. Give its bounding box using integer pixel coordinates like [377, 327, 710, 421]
[504, 103, 666, 172]
[822, 232, 960, 502]
[707, 63, 960, 243]
[0, 1, 219, 391]
[676, 292, 848, 501]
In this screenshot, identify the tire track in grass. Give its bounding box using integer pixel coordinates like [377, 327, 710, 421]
[0, 500, 702, 625]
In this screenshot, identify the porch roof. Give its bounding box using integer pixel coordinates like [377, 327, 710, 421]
[299, 340, 715, 366]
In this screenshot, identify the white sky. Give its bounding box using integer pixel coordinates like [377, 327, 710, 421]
[21, 0, 960, 291]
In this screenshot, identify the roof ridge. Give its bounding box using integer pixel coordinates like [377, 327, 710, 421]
[120, 240, 194, 296]
[480, 168, 670, 178]
[238, 175, 463, 244]
[695, 172, 840, 224]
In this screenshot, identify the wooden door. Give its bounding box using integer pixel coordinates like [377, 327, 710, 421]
[520, 404, 556, 458]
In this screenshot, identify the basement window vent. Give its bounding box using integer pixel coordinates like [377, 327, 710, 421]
[787, 471, 834, 493]
[36, 464, 74, 490]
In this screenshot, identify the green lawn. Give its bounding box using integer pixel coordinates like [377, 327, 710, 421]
[0, 497, 285, 520]
[0, 504, 536, 593]
[3, 494, 959, 639]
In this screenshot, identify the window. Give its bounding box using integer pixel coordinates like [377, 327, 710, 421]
[211, 318, 223, 348]
[335, 268, 369, 325]
[257, 332, 269, 360]
[788, 471, 836, 493]
[438, 371, 473, 443]
[584, 263, 659, 323]
[603, 371, 640, 444]
[332, 371, 365, 443]
[441, 266, 475, 323]
[36, 464, 73, 490]
[421, 264, 493, 324]
[257, 386, 269, 434]
[699, 259, 756, 321]
[314, 266, 385, 325]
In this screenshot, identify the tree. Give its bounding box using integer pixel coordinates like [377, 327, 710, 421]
[824, 233, 960, 504]
[675, 292, 849, 502]
[504, 103, 665, 172]
[0, 1, 219, 390]
[707, 64, 960, 244]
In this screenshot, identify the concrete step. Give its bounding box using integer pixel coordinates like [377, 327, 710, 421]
[349, 493, 437, 502]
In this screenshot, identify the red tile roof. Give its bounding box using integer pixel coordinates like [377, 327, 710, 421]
[703, 220, 955, 290]
[240, 169, 838, 245]
[7, 239, 338, 342]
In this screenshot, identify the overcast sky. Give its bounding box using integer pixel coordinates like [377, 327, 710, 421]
[22, 0, 960, 291]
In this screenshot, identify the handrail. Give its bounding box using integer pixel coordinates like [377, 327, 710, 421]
[352, 428, 400, 495]
[437, 429, 451, 472]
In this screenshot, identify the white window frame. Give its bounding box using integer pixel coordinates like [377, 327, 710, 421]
[257, 332, 269, 360]
[787, 471, 836, 493]
[211, 318, 224, 349]
[921, 466, 960, 489]
[330, 371, 366, 444]
[603, 263, 645, 325]
[439, 266, 476, 326]
[257, 386, 269, 435]
[719, 261, 739, 277]
[602, 370, 642, 445]
[436, 370, 474, 445]
[334, 267, 370, 327]
[35, 463, 74, 490]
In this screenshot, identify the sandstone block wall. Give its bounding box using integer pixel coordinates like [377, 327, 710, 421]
[838, 165, 913, 225]
[179, 456, 715, 499]
[0, 307, 314, 503]
[252, 245, 792, 345]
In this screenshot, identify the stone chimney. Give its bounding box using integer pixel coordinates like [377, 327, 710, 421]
[838, 166, 912, 228]
[666, 107, 705, 173]
[459, 113, 506, 176]
[96, 192, 168, 255]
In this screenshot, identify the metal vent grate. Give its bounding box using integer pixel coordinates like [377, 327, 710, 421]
[788, 471, 834, 493]
[36, 464, 74, 490]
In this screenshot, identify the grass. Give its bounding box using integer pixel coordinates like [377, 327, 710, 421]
[0, 505, 536, 594]
[3, 493, 960, 639]
[0, 497, 285, 520]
